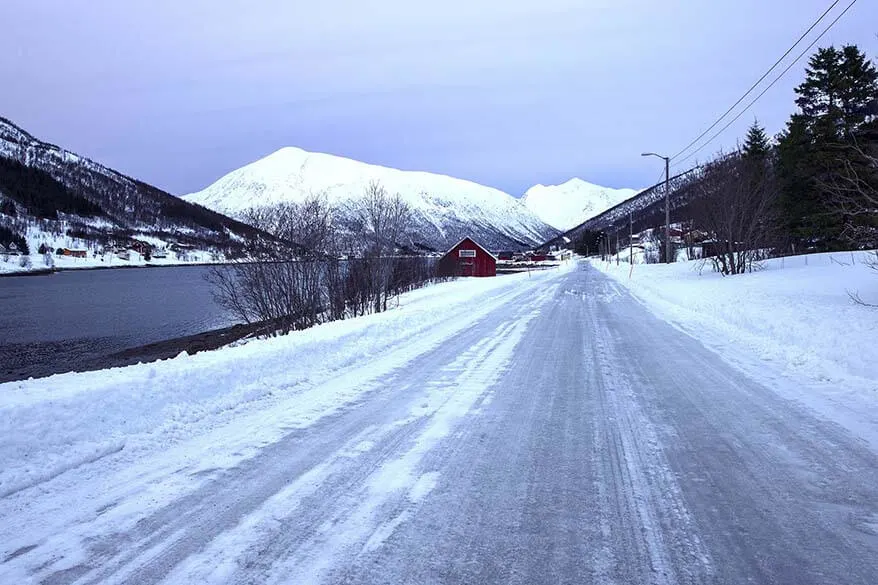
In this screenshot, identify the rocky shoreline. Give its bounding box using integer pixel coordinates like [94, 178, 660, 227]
[1, 321, 263, 384]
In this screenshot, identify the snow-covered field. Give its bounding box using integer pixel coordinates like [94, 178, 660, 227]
[593, 251, 878, 446]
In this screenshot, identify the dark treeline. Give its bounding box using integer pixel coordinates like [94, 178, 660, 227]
[577, 44, 878, 276]
[0, 158, 104, 219]
[0, 224, 28, 255]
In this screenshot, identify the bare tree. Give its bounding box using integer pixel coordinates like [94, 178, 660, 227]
[642, 225, 673, 264]
[820, 138, 878, 304]
[208, 184, 433, 337]
[344, 181, 413, 313]
[690, 152, 782, 275]
[821, 139, 878, 262]
[208, 193, 335, 335]
[242, 192, 335, 256]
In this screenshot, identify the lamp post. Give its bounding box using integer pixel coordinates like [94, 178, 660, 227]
[642, 152, 671, 263]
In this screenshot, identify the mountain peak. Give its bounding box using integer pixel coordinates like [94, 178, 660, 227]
[522, 179, 639, 231]
[184, 146, 559, 251]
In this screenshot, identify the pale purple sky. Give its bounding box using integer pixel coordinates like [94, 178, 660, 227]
[1, 0, 876, 196]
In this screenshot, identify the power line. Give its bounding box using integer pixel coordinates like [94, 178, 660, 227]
[670, 0, 843, 163]
[671, 0, 859, 169]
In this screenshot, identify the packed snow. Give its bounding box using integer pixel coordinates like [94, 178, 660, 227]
[182, 147, 558, 250]
[521, 178, 638, 231]
[593, 251, 878, 447]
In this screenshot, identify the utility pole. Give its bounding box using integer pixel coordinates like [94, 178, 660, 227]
[615, 232, 619, 265]
[642, 152, 672, 263]
[664, 156, 671, 264]
[629, 212, 633, 266]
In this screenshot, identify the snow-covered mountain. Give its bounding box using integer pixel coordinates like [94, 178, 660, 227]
[183, 147, 559, 252]
[521, 178, 639, 231]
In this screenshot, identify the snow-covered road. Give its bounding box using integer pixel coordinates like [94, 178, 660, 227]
[3, 262, 878, 584]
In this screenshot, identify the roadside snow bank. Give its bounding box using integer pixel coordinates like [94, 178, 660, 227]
[0, 266, 569, 499]
[594, 252, 878, 384]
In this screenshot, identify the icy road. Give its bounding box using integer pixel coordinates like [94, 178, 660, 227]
[3, 262, 878, 584]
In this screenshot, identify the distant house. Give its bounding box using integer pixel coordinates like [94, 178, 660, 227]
[130, 240, 152, 256]
[437, 237, 496, 277]
[7, 242, 20, 255]
[0, 243, 6, 255]
[59, 248, 88, 258]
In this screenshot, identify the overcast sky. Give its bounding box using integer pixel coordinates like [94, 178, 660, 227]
[1, 0, 876, 196]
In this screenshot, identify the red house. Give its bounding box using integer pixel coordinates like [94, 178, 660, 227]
[437, 237, 497, 277]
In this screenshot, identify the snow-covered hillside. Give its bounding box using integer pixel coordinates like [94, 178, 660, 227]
[522, 178, 638, 231]
[0, 116, 266, 262]
[184, 147, 559, 252]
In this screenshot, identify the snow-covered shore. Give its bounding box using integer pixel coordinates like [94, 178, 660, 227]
[0, 252, 224, 276]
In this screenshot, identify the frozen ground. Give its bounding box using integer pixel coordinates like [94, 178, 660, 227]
[1, 259, 877, 584]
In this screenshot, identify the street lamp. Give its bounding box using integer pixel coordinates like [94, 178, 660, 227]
[641, 152, 671, 263]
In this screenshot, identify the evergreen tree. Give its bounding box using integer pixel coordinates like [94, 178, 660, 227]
[794, 45, 878, 139]
[777, 45, 878, 250]
[742, 120, 770, 160]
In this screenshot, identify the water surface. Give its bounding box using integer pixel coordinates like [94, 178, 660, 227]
[0, 266, 236, 382]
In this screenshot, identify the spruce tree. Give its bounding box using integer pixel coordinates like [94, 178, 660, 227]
[777, 45, 878, 250]
[742, 120, 770, 160]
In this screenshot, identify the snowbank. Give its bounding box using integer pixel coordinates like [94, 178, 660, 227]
[593, 252, 878, 440]
[593, 252, 878, 383]
[0, 266, 569, 499]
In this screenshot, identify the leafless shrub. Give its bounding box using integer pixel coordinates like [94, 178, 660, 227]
[208, 183, 436, 337]
[820, 140, 878, 305]
[242, 192, 335, 256]
[820, 140, 878, 249]
[690, 152, 782, 275]
[343, 181, 414, 313]
[208, 193, 335, 335]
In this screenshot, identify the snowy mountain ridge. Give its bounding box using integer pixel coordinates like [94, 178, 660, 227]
[521, 178, 639, 231]
[0, 116, 267, 259]
[183, 147, 559, 252]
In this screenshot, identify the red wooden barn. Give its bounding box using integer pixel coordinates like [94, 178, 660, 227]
[437, 237, 497, 277]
